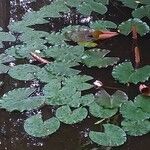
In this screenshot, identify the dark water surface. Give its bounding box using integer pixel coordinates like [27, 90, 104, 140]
[0, 0, 150, 150]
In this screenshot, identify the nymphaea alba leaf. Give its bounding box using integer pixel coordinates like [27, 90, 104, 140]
[24, 114, 60, 137]
[120, 101, 150, 121]
[121, 119, 150, 136]
[89, 101, 118, 118]
[55, 105, 88, 124]
[132, 5, 150, 19]
[95, 90, 128, 109]
[134, 95, 150, 113]
[112, 62, 150, 84]
[118, 18, 150, 36]
[8, 64, 41, 81]
[89, 124, 126, 146]
[82, 49, 119, 68]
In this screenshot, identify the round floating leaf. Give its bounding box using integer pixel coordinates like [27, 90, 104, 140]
[0, 54, 15, 63]
[121, 119, 150, 136]
[118, 18, 150, 36]
[8, 64, 41, 81]
[134, 95, 150, 113]
[89, 102, 118, 118]
[82, 49, 119, 68]
[95, 90, 128, 109]
[56, 105, 88, 124]
[78, 1, 107, 16]
[132, 5, 150, 19]
[119, 0, 138, 9]
[120, 101, 150, 121]
[90, 20, 117, 30]
[24, 114, 60, 137]
[89, 124, 126, 146]
[0, 64, 10, 74]
[112, 62, 150, 84]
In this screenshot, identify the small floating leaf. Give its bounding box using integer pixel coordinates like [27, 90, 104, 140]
[134, 95, 150, 113]
[112, 62, 150, 84]
[56, 105, 88, 124]
[118, 18, 150, 36]
[120, 101, 150, 121]
[89, 102, 118, 118]
[24, 114, 60, 137]
[89, 124, 126, 146]
[95, 90, 128, 109]
[8, 64, 41, 81]
[121, 119, 150, 136]
[82, 49, 119, 68]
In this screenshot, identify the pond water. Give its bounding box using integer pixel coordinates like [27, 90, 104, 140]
[0, 0, 150, 150]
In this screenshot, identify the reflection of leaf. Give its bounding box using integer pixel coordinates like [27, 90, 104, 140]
[118, 18, 150, 36]
[8, 64, 41, 81]
[134, 95, 150, 113]
[89, 124, 126, 146]
[24, 114, 60, 137]
[82, 49, 119, 68]
[95, 90, 128, 109]
[56, 105, 88, 124]
[121, 119, 150, 136]
[120, 101, 150, 121]
[112, 62, 150, 84]
[89, 102, 118, 118]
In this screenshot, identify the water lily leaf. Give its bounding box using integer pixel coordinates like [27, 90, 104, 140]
[0, 54, 15, 63]
[119, 0, 138, 9]
[94, 0, 109, 5]
[24, 114, 60, 137]
[63, 75, 93, 91]
[0, 64, 10, 74]
[90, 20, 117, 30]
[120, 101, 150, 121]
[45, 62, 80, 77]
[8, 64, 41, 81]
[89, 102, 118, 118]
[121, 119, 150, 136]
[112, 62, 150, 84]
[43, 45, 84, 64]
[118, 18, 150, 36]
[132, 5, 150, 19]
[82, 49, 119, 68]
[55, 105, 88, 124]
[134, 95, 150, 113]
[95, 90, 128, 109]
[89, 124, 126, 146]
[0, 96, 45, 112]
[78, 0, 107, 16]
[0, 88, 45, 112]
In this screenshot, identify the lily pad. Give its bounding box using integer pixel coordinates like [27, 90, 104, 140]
[118, 18, 150, 36]
[112, 62, 150, 84]
[24, 114, 60, 137]
[55, 105, 88, 124]
[121, 119, 150, 136]
[89, 124, 126, 146]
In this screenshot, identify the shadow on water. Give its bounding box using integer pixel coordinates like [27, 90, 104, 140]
[0, 0, 150, 150]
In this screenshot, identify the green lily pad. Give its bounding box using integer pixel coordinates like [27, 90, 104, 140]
[112, 62, 150, 84]
[121, 119, 150, 136]
[89, 124, 126, 146]
[95, 90, 128, 109]
[24, 114, 60, 137]
[55, 105, 88, 124]
[118, 18, 150, 36]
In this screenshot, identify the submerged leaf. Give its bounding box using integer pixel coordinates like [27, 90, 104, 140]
[24, 114, 60, 137]
[89, 124, 126, 146]
[56, 105, 88, 124]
